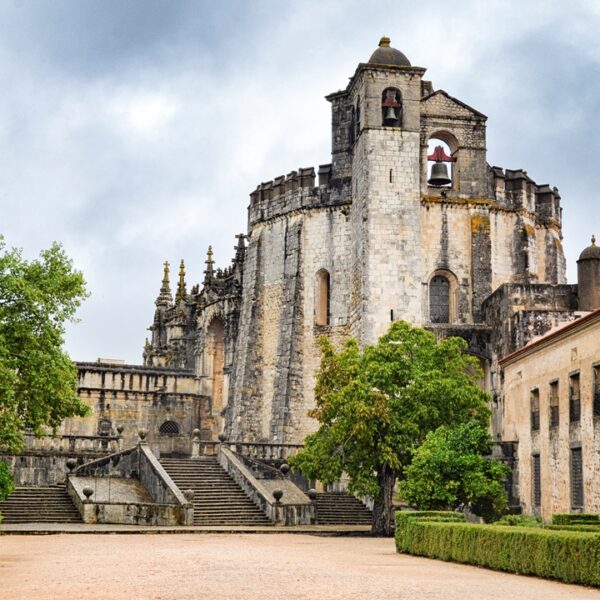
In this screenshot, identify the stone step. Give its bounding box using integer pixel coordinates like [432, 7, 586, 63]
[314, 492, 372, 525]
[0, 486, 81, 524]
[159, 458, 271, 526]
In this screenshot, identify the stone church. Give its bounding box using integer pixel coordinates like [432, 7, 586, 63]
[62, 37, 596, 457]
[4, 37, 600, 524]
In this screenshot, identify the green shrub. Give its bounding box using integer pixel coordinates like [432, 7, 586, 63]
[395, 515, 600, 587]
[496, 514, 542, 527]
[552, 513, 599, 526]
[544, 524, 600, 533]
[396, 510, 466, 525]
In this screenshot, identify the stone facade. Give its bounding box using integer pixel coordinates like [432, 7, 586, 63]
[55, 38, 598, 503]
[138, 38, 580, 448]
[500, 308, 600, 518]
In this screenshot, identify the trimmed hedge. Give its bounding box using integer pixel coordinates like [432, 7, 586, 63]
[395, 513, 600, 587]
[552, 513, 599, 526]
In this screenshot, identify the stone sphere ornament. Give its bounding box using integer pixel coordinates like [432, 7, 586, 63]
[218, 432, 226, 443]
[273, 489, 284, 503]
[280, 463, 290, 476]
[82, 487, 94, 500]
[307, 489, 317, 501]
[66, 458, 78, 472]
[138, 428, 148, 441]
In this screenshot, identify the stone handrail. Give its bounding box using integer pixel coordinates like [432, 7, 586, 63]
[16, 433, 120, 455]
[218, 446, 313, 526]
[69, 443, 193, 525]
[226, 441, 304, 461]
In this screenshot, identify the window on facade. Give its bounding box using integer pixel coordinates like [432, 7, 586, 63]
[549, 381, 559, 428]
[98, 418, 112, 437]
[594, 365, 600, 418]
[355, 97, 361, 139]
[532, 454, 541, 507]
[530, 389, 540, 432]
[569, 373, 581, 423]
[570, 447, 584, 509]
[316, 270, 331, 326]
[381, 88, 401, 127]
[159, 420, 180, 436]
[429, 276, 450, 323]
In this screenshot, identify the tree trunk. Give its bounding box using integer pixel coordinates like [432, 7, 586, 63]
[371, 464, 396, 536]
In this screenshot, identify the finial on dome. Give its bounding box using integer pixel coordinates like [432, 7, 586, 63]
[592, 235, 596, 247]
[379, 36, 391, 48]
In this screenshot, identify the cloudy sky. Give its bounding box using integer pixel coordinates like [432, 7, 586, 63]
[1, 0, 599, 364]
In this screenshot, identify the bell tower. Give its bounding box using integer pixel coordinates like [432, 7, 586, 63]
[333, 37, 426, 344]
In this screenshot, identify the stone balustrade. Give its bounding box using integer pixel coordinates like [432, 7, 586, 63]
[21, 433, 121, 455]
[225, 441, 304, 461]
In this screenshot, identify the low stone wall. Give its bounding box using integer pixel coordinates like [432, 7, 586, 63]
[68, 443, 193, 526]
[218, 447, 313, 525]
[1, 433, 122, 486]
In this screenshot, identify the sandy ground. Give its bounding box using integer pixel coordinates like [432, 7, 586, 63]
[0, 533, 598, 600]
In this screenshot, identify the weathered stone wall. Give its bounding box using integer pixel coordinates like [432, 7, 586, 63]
[501, 310, 600, 518]
[226, 58, 569, 446]
[68, 362, 210, 452]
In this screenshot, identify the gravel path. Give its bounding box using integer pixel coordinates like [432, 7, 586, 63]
[1, 533, 598, 600]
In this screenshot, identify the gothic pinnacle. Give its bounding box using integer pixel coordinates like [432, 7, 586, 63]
[176, 259, 187, 302]
[204, 245, 215, 284]
[155, 261, 173, 306]
[234, 233, 246, 264]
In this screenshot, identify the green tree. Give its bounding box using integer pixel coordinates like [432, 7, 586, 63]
[290, 321, 490, 535]
[400, 421, 509, 522]
[0, 236, 89, 501]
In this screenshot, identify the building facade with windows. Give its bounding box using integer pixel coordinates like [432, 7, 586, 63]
[500, 307, 600, 518]
[20, 37, 594, 519]
[140, 37, 584, 447]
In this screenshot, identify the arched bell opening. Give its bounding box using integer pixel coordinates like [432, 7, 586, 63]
[426, 133, 458, 189]
[381, 88, 402, 127]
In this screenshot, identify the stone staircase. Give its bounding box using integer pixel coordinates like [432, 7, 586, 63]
[159, 457, 272, 526]
[314, 492, 372, 525]
[0, 485, 82, 523]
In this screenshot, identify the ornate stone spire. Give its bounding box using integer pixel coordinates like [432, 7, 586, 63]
[155, 261, 173, 306]
[204, 246, 215, 284]
[176, 259, 187, 302]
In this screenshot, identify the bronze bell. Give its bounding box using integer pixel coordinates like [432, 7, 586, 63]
[428, 161, 452, 186]
[383, 106, 399, 126]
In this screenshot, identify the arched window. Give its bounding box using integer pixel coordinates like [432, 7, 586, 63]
[159, 420, 180, 436]
[429, 276, 450, 323]
[316, 269, 330, 326]
[382, 88, 402, 127]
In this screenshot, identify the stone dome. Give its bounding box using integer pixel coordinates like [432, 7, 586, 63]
[368, 37, 411, 67]
[578, 236, 600, 261]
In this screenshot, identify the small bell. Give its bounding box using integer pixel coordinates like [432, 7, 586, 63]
[428, 161, 452, 186]
[383, 106, 399, 126]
